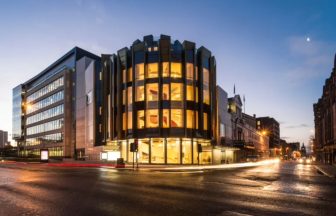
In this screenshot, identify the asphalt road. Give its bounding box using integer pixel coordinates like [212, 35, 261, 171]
[0, 162, 335, 216]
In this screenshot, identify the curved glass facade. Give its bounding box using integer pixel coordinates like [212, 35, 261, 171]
[99, 35, 217, 164]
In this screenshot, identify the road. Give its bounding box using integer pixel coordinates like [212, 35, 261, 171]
[0, 161, 335, 216]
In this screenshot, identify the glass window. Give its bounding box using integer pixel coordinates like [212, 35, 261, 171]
[123, 112, 126, 130]
[122, 69, 126, 83]
[137, 110, 145, 129]
[151, 138, 164, 164]
[123, 89, 126, 105]
[146, 109, 158, 128]
[121, 141, 127, 161]
[147, 63, 158, 78]
[196, 88, 198, 102]
[128, 139, 135, 162]
[139, 139, 149, 163]
[136, 85, 144, 101]
[204, 112, 208, 130]
[196, 111, 199, 129]
[162, 62, 169, 77]
[186, 63, 193, 80]
[203, 89, 210, 105]
[127, 112, 132, 130]
[171, 109, 183, 127]
[182, 140, 192, 164]
[135, 63, 145, 81]
[171, 83, 183, 101]
[162, 84, 169, 100]
[186, 85, 194, 101]
[127, 86, 132, 107]
[171, 62, 182, 78]
[128, 67, 133, 82]
[146, 83, 158, 101]
[193, 141, 198, 164]
[203, 68, 210, 105]
[203, 68, 209, 85]
[167, 138, 180, 164]
[186, 110, 194, 129]
[163, 109, 170, 128]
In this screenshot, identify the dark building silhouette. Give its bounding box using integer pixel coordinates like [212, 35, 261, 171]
[314, 54, 336, 165]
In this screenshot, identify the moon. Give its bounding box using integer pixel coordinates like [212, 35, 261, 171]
[306, 37, 310, 42]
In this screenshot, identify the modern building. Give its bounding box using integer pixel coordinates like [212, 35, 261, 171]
[314, 54, 336, 165]
[99, 35, 217, 164]
[256, 116, 280, 156]
[0, 130, 8, 149]
[12, 47, 101, 158]
[12, 35, 218, 165]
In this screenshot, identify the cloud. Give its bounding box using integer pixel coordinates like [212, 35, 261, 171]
[281, 136, 291, 140]
[285, 123, 310, 129]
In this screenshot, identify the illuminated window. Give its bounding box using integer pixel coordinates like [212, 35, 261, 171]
[171, 83, 183, 101]
[196, 111, 199, 129]
[171, 109, 183, 127]
[127, 112, 132, 130]
[139, 139, 149, 163]
[171, 62, 182, 78]
[147, 63, 158, 78]
[203, 68, 210, 105]
[128, 67, 133, 82]
[167, 138, 180, 163]
[151, 138, 164, 164]
[196, 88, 198, 102]
[136, 85, 144, 101]
[186, 85, 194, 101]
[203, 68, 209, 85]
[137, 110, 145, 129]
[204, 112, 208, 130]
[162, 62, 169, 77]
[146, 109, 158, 128]
[123, 112, 126, 130]
[203, 89, 210, 105]
[127, 86, 132, 107]
[135, 63, 145, 80]
[146, 83, 158, 101]
[122, 69, 126, 83]
[162, 84, 169, 100]
[163, 109, 170, 128]
[186, 63, 193, 80]
[182, 140, 192, 164]
[186, 110, 194, 129]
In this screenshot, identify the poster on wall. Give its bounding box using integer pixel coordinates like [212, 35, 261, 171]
[40, 149, 49, 162]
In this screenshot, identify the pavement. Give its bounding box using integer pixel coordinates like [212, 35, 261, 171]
[0, 161, 336, 215]
[315, 163, 336, 179]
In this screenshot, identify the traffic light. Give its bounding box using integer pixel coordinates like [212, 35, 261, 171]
[197, 144, 202, 153]
[130, 140, 139, 152]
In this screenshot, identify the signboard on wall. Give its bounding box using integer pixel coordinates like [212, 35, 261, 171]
[40, 149, 49, 162]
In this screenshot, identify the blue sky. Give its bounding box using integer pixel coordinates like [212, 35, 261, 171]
[0, 0, 335, 148]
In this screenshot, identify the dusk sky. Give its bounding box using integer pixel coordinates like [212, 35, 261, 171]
[0, 0, 336, 147]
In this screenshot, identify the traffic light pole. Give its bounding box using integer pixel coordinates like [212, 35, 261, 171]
[132, 152, 135, 170]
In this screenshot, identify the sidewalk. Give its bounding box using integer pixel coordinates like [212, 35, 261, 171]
[315, 163, 336, 179]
